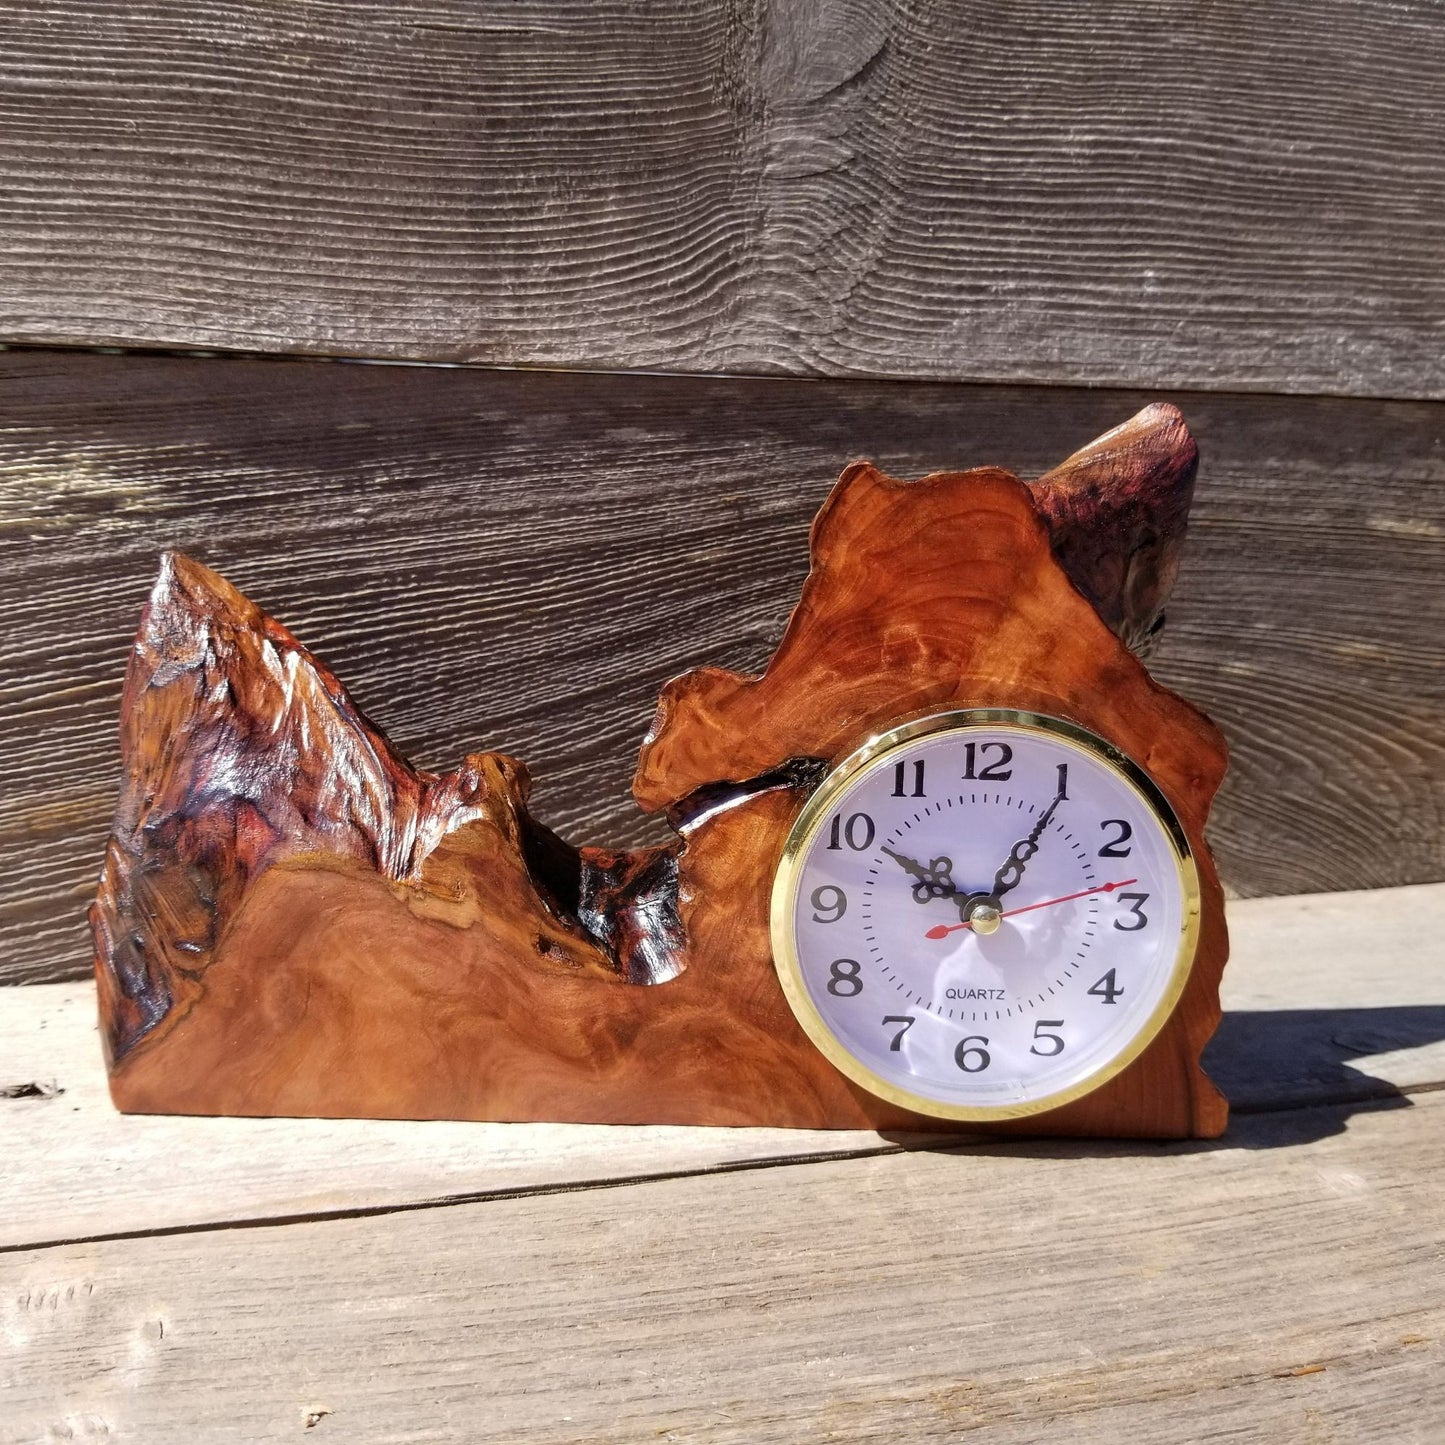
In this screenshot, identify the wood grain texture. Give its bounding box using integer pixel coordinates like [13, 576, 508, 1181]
[1, 0, 1443, 396]
[5, 1090, 1443, 1443]
[6, 877, 1442, 1249]
[2, 351, 1442, 986]
[93, 437, 1228, 1136]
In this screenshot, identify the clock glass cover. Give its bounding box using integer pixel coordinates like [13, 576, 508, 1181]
[770, 710, 1201, 1120]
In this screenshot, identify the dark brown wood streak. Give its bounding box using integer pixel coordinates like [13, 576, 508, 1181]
[1030, 404, 1197, 655]
[93, 406, 1228, 1136]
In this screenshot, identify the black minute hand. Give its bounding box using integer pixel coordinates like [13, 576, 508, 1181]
[988, 777, 1067, 904]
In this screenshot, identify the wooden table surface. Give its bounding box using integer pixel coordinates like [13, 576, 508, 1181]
[3, 883, 1442, 1443]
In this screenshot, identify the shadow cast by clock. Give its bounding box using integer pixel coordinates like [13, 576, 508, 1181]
[880, 1003, 1445, 1156]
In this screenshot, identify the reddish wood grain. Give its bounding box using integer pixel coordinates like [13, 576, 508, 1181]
[95, 407, 1227, 1136]
[1030, 401, 1198, 654]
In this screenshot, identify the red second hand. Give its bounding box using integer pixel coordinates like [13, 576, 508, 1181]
[925, 878, 1139, 939]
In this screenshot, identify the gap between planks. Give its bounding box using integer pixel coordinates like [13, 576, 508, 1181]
[4, 1090, 1441, 1260]
[6, 340, 1445, 404]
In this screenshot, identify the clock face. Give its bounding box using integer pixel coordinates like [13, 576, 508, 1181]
[770, 710, 1200, 1120]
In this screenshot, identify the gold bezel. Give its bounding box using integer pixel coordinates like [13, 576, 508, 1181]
[769, 708, 1202, 1121]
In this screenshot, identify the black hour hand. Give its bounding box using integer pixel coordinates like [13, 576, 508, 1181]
[881, 846, 956, 905]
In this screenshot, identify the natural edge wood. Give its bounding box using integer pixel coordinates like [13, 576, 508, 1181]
[92, 406, 1228, 1136]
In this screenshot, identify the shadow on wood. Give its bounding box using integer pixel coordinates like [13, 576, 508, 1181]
[1206, 1003, 1445, 1115]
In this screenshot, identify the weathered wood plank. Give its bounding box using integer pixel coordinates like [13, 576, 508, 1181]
[2, 350, 1441, 983]
[4, 1090, 1442, 1443]
[3, 885, 1441, 1250]
[1, 0, 1443, 396]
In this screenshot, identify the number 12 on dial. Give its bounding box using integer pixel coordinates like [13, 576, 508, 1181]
[770, 709, 1201, 1121]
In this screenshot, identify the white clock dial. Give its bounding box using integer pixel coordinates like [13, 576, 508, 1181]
[771, 711, 1200, 1120]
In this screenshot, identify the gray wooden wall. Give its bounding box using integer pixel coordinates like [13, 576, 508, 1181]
[1, 1, 1441, 984]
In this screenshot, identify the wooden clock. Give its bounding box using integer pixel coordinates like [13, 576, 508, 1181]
[772, 709, 1203, 1122]
[91, 402, 1229, 1138]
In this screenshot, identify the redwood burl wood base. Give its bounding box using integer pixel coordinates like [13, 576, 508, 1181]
[92, 404, 1229, 1137]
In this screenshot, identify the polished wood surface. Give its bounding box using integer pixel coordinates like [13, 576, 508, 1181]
[94, 408, 1227, 1135]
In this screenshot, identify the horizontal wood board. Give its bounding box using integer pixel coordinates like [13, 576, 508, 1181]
[3, 883, 1442, 1249]
[1, 1, 1443, 396]
[3, 1091, 1443, 1442]
[2, 349, 1442, 984]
